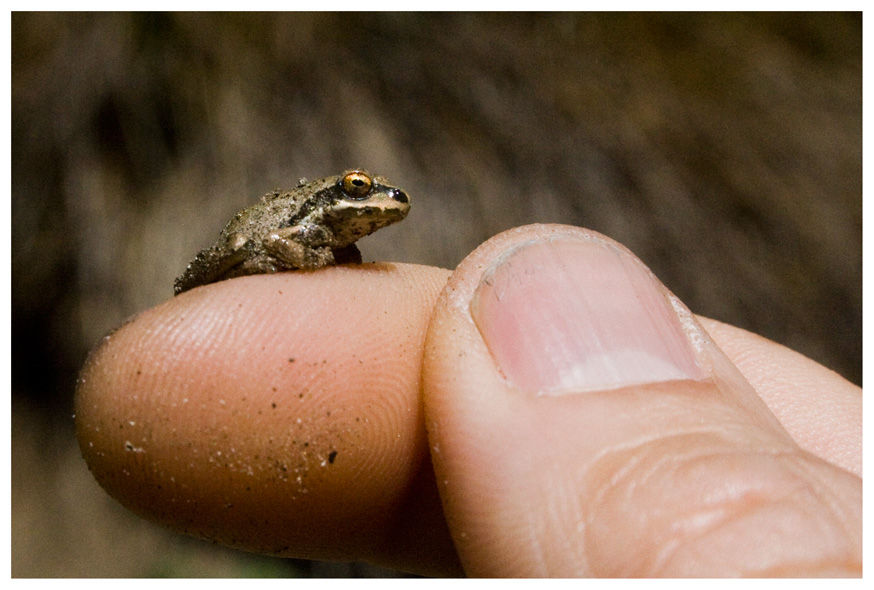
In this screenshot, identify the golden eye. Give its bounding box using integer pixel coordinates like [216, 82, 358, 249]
[341, 170, 373, 198]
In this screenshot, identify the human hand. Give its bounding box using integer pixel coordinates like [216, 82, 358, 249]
[75, 224, 861, 577]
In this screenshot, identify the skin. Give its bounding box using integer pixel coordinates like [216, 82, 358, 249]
[76, 225, 861, 577]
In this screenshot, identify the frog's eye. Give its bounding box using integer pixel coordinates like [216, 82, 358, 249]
[341, 171, 373, 199]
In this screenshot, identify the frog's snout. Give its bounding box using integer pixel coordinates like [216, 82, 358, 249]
[387, 188, 409, 204]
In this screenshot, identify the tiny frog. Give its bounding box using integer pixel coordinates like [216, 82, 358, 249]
[174, 169, 410, 294]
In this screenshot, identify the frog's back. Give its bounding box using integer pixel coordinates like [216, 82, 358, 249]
[220, 189, 308, 239]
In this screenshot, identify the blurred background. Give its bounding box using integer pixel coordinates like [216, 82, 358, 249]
[11, 12, 861, 577]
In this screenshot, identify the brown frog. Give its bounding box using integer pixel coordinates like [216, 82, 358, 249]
[174, 170, 410, 294]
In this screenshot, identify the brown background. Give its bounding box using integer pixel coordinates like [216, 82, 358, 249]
[11, 13, 861, 577]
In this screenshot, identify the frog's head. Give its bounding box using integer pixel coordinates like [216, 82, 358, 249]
[323, 169, 411, 244]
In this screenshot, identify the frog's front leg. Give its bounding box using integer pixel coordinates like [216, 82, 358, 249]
[264, 224, 336, 269]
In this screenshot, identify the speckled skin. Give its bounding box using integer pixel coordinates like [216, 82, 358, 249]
[174, 170, 410, 294]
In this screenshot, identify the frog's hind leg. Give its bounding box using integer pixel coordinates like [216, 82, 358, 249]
[173, 239, 251, 295]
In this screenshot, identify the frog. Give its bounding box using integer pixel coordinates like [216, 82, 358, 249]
[174, 169, 410, 295]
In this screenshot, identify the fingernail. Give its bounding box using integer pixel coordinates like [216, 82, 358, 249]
[470, 234, 708, 395]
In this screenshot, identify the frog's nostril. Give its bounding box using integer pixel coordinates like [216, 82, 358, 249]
[390, 189, 409, 204]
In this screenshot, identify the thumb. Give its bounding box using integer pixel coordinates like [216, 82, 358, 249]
[422, 225, 860, 577]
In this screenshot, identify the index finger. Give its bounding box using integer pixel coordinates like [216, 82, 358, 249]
[75, 263, 458, 575]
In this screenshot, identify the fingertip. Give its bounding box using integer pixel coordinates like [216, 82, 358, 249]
[76, 264, 454, 566]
